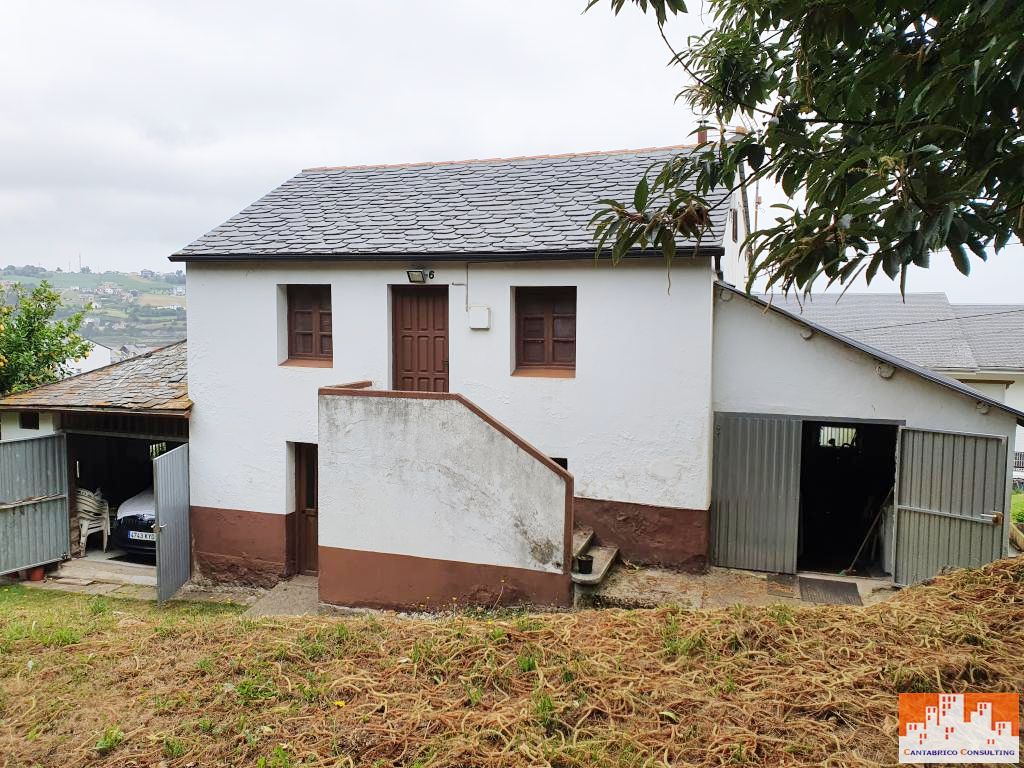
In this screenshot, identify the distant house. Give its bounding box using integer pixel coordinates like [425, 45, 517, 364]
[66, 341, 113, 377]
[116, 344, 155, 361]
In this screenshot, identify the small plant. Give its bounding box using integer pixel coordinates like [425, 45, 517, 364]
[163, 736, 186, 758]
[196, 657, 215, 674]
[767, 604, 794, 625]
[663, 616, 705, 658]
[465, 685, 483, 707]
[196, 716, 217, 734]
[236, 675, 278, 704]
[95, 725, 124, 754]
[487, 627, 508, 643]
[516, 653, 538, 673]
[42, 626, 81, 647]
[533, 693, 556, 729]
[88, 597, 110, 615]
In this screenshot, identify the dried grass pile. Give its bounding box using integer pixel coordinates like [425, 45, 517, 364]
[2, 559, 1023, 767]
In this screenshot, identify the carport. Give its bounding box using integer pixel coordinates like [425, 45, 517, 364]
[711, 287, 1023, 585]
[0, 342, 191, 602]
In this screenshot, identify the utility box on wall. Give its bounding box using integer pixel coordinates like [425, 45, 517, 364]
[468, 305, 490, 330]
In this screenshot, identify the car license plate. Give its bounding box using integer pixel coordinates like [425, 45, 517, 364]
[128, 530, 156, 542]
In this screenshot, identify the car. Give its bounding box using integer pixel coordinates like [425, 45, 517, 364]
[110, 488, 157, 556]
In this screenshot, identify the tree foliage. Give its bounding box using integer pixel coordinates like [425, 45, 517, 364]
[0, 281, 91, 395]
[587, 0, 1024, 293]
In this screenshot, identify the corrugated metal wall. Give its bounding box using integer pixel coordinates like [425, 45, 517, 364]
[895, 428, 1007, 585]
[711, 413, 801, 573]
[0, 435, 69, 574]
[154, 443, 191, 603]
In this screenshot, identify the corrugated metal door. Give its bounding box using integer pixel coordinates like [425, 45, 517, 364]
[711, 413, 801, 573]
[154, 443, 190, 603]
[894, 428, 1007, 585]
[0, 435, 69, 575]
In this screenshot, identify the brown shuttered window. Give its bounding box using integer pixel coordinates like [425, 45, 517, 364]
[515, 287, 576, 371]
[287, 285, 332, 361]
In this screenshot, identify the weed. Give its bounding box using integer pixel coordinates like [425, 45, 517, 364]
[196, 716, 217, 734]
[88, 597, 110, 615]
[465, 685, 483, 707]
[163, 736, 186, 758]
[236, 675, 278, 704]
[196, 656, 215, 674]
[95, 726, 124, 754]
[767, 604, 794, 625]
[533, 693, 556, 729]
[663, 616, 705, 658]
[487, 627, 508, 643]
[42, 626, 82, 647]
[517, 653, 538, 673]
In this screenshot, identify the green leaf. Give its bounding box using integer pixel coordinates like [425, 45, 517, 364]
[634, 176, 650, 211]
[950, 243, 971, 275]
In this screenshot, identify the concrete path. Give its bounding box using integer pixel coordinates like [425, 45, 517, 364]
[243, 575, 319, 617]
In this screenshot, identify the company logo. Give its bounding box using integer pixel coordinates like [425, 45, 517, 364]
[899, 693, 1019, 763]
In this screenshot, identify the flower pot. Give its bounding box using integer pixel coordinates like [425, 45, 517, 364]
[575, 554, 593, 575]
[28, 566, 45, 582]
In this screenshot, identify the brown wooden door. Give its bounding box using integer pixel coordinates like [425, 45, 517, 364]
[392, 286, 449, 392]
[295, 443, 318, 575]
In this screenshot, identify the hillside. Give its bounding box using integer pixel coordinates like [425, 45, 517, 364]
[1, 560, 1022, 767]
[0, 266, 186, 349]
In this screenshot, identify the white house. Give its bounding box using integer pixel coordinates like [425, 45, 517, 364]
[66, 340, 113, 376]
[163, 146, 1021, 609]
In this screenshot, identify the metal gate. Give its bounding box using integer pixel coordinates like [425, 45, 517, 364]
[711, 413, 802, 573]
[154, 443, 190, 603]
[0, 435, 69, 575]
[894, 428, 1008, 585]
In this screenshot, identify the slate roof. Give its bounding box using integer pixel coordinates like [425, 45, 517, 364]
[758, 293, 1024, 372]
[171, 147, 729, 261]
[0, 341, 190, 414]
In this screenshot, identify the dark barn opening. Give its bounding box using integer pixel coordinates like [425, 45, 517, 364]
[797, 421, 898, 575]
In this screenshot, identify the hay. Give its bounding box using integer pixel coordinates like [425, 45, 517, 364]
[2, 559, 1023, 767]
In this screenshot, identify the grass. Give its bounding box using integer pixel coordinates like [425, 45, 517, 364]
[2, 563, 1023, 766]
[1012, 491, 1023, 525]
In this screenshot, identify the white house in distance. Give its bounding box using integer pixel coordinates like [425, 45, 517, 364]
[163, 145, 1022, 610]
[67, 340, 113, 376]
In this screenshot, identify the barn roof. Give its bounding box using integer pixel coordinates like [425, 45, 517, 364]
[0, 341, 190, 415]
[170, 146, 729, 262]
[758, 292, 1024, 373]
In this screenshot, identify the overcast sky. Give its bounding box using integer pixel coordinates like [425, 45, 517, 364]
[1, 1, 1020, 302]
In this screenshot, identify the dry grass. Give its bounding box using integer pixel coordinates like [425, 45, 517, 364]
[2, 560, 1023, 767]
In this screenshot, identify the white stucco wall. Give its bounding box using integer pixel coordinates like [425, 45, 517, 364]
[185, 259, 715, 518]
[712, 290, 1019, 449]
[0, 411, 58, 443]
[318, 393, 567, 571]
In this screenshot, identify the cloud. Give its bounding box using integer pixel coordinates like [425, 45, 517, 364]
[0, 0, 1020, 301]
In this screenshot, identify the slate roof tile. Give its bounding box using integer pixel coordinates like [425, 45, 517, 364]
[173, 147, 729, 259]
[760, 293, 1024, 372]
[0, 341, 190, 413]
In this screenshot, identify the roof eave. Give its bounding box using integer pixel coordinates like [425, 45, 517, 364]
[0, 404, 192, 417]
[720, 283, 1024, 428]
[169, 245, 724, 264]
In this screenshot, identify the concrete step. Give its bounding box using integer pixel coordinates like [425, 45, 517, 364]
[572, 526, 595, 559]
[571, 544, 618, 586]
[55, 558, 157, 587]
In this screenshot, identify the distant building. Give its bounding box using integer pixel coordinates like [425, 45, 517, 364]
[115, 344, 155, 361]
[66, 341, 113, 377]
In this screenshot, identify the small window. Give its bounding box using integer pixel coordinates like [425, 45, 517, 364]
[19, 412, 40, 430]
[550, 457, 569, 470]
[819, 425, 857, 448]
[287, 285, 332, 361]
[515, 287, 576, 373]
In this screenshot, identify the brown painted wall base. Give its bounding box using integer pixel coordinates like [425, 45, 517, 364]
[318, 546, 573, 610]
[191, 506, 292, 588]
[573, 497, 709, 572]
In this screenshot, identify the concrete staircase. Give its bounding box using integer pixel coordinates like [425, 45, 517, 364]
[570, 525, 618, 586]
[54, 557, 157, 587]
